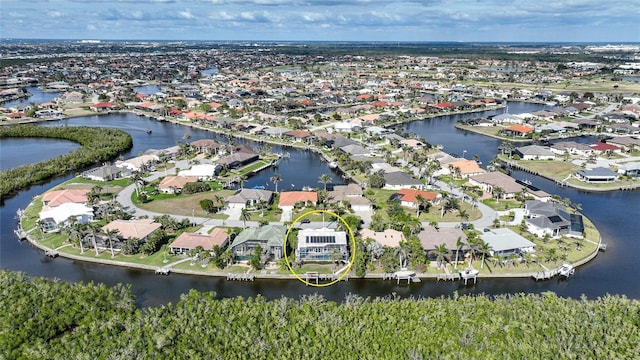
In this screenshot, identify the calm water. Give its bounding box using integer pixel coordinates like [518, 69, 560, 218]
[0, 138, 80, 170]
[1, 86, 60, 108]
[1, 100, 639, 306]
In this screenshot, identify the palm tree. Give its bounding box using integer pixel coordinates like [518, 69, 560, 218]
[213, 194, 226, 212]
[86, 223, 102, 256]
[318, 173, 332, 191]
[429, 220, 439, 230]
[131, 171, 145, 197]
[435, 244, 449, 270]
[240, 208, 251, 228]
[395, 245, 411, 269]
[454, 236, 464, 270]
[493, 186, 505, 204]
[458, 209, 469, 223]
[270, 173, 282, 193]
[105, 228, 119, 258]
[479, 241, 492, 269]
[415, 194, 426, 217]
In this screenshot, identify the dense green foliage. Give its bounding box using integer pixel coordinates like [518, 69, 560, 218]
[0, 125, 132, 199]
[2, 270, 639, 359]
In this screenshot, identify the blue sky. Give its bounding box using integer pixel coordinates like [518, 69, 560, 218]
[2, 0, 639, 42]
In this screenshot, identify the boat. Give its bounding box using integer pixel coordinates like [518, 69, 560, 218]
[522, 179, 532, 186]
[558, 264, 575, 278]
[146, 129, 152, 134]
[252, 185, 266, 190]
[329, 161, 338, 169]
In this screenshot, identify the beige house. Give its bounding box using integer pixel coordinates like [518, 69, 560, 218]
[102, 218, 162, 241]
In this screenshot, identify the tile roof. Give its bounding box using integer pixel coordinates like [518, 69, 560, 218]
[102, 219, 162, 240]
[42, 189, 90, 208]
[169, 228, 229, 251]
[278, 191, 318, 206]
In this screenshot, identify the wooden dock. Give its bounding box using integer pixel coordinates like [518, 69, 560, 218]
[532, 269, 558, 281]
[437, 273, 461, 281]
[226, 273, 255, 281]
[155, 268, 170, 275]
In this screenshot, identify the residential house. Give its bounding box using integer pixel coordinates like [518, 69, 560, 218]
[525, 200, 584, 238]
[339, 144, 371, 156]
[391, 188, 438, 209]
[575, 167, 619, 183]
[417, 226, 468, 261]
[284, 129, 312, 142]
[590, 142, 621, 155]
[116, 154, 160, 172]
[39, 202, 95, 232]
[190, 139, 225, 155]
[382, 171, 423, 190]
[217, 152, 259, 169]
[468, 172, 526, 200]
[442, 159, 487, 178]
[169, 228, 229, 255]
[328, 184, 372, 212]
[102, 218, 162, 242]
[359, 228, 405, 248]
[83, 164, 130, 182]
[549, 141, 594, 157]
[230, 225, 287, 262]
[158, 176, 199, 194]
[605, 136, 640, 152]
[178, 164, 221, 180]
[618, 162, 640, 177]
[502, 124, 535, 137]
[226, 189, 274, 209]
[42, 189, 90, 209]
[491, 114, 524, 124]
[278, 191, 318, 211]
[480, 228, 536, 257]
[514, 145, 555, 160]
[296, 227, 349, 262]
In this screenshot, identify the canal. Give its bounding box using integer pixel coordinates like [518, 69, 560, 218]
[1, 102, 639, 306]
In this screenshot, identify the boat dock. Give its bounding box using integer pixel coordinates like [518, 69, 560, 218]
[155, 268, 170, 275]
[227, 273, 255, 281]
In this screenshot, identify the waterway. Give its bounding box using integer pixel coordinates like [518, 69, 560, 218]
[1, 101, 639, 307]
[0, 137, 80, 171]
[2, 86, 60, 108]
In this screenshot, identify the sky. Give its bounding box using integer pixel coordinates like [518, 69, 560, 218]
[1, 0, 639, 42]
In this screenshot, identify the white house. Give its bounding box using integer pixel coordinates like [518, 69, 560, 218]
[480, 228, 536, 257]
[296, 227, 349, 262]
[178, 164, 221, 181]
[39, 202, 94, 232]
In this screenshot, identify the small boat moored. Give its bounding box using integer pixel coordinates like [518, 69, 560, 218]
[558, 264, 575, 278]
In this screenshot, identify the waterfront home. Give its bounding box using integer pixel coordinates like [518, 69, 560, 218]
[491, 114, 524, 124]
[39, 202, 94, 232]
[278, 191, 318, 211]
[169, 228, 229, 255]
[480, 228, 536, 257]
[575, 167, 619, 183]
[296, 227, 348, 262]
[83, 164, 130, 182]
[549, 141, 594, 157]
[589, 142, 621, 155]
[158, 176, 199, 194]
[618, 162, 640, 177]
[102, 218, 162, 242]
[502, 124, 535, 137]
[230, 225, 286, 262]
[178, 164, 220, 180]
[524, 200, 584, 238]
[284, 129, 312, 142]
[468, 172, 526, 200]
[89, 102, 116, 112]
[42, 189, 90, 209]
[514, 145, 555, 160]
[359, 228, 405, 248]
[225, 188, 274, 210]
[383, 171, 423, 190]
[339, 144, 371, 156]
[190, 139, 226, 155]
[116, 154, 159, 172]
[441, 159, 487, 178]
[216, 152, 259, 169]
[417, 226, 468, 261]
[391, 188, 438, 209]
[605, 136, 640, 152]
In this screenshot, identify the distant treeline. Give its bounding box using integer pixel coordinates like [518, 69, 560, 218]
[0, 125, 132, 200]
[1, 269, 638, 359]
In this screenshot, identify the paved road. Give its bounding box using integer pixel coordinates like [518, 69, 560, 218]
[116, 169, 500, 232]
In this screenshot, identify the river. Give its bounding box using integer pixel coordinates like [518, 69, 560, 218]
[1, 101, 639, 307]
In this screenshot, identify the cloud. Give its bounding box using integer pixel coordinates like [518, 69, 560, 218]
[178, 9, 195, 19]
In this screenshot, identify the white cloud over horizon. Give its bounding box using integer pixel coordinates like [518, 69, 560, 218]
[1, 0, 638, 42]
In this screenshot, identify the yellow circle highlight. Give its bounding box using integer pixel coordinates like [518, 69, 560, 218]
[284, 209, 357, 287]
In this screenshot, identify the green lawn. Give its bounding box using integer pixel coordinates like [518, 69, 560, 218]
[482, 198, 523, 211]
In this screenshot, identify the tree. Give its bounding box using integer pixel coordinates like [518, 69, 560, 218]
[435, 244, 449, 269]
[318, 173, 332, 191]
[270, 173, 282, 193]
[85, 223, 102, 256]
[369, 170, 386, 189]
[250, 244, 263, 270]
[330, 248, 342, 270]
[454, 236, 464, 270]
[458, 209, 469, 223]
[240, 208, 251, 228]
[200, 199, 215, 213]
[493, 186, 505, 203]
[105, 228, 119, 258]
[479, 241, 492, 269]
[415, 194, 430, 217]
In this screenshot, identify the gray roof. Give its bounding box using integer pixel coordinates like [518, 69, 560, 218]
[417, 226, 468, 251]
[340, 144, 370, 155]
[231, 225, 286, 249]
[383, 171, 422, 186]
[226, 189, 274, 204]
[576, 167, 618, 178]
[515, 145, 555, 157]
[480, 228, 536, 253]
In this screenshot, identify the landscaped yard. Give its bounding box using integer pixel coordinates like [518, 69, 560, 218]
[135, 190, 233, 218]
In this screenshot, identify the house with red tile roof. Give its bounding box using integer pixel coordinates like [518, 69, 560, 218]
[158, 176, 199, 194]
[102, 218, 161, 242]
[502, 124, 534, 137]
[284, 129, 312, 142]
[169, 228, 229, 255]
[392, 189, 438, 209]
[89, 102, 115, 112]
[42, 189, 90, 209]
[278, 191, 318, 210]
